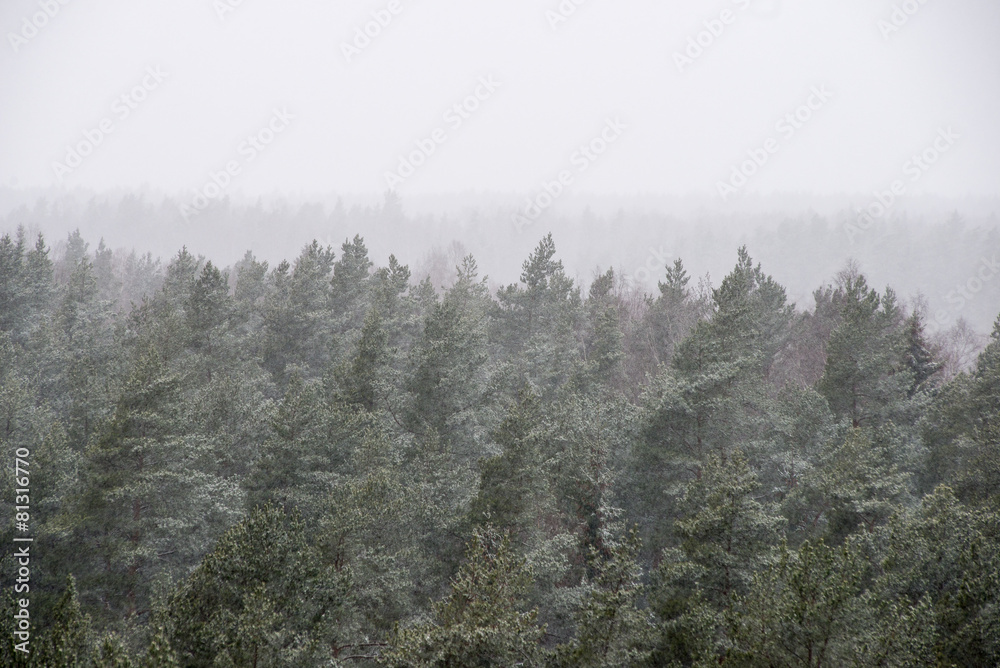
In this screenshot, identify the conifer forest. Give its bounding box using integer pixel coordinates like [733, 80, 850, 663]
[4, 1, 1000, 665]
[1, 223, 998, 666]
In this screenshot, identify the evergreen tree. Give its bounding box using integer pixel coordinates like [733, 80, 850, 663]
[168, 504, 348, 667]
[903, 311, 942, 396]
[722, 539, 867, 667]
[329, 235, 374, 355]
[582, 268, 626, 390]
[143, 625, 178, 668]
[665, 453, 784, 606]
[338, 308, 393, 413]
[262, 241, 335, 379]
[494, 234, 582, 393]
[67, 348, 242, 624]
[785, 428, 910, 542]
[918, 313, 1000, 505]
[0, 231, 28, 335]
[381, 527, 544, 667]
[246, 372, 366, 516]
[862, 486, 1000, 666]
[817, 272, 908, 429]
[551, 529, 652, 667]
[406, 256, 496, 457]
[32, 576, 93, 668]
[633, 249, 799, 556]
[469, 388, 547, 537]
[185, 261, 230, 356]
[0, 226, 996, 665]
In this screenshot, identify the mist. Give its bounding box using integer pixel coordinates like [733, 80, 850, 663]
[2, 2, 1000, 665]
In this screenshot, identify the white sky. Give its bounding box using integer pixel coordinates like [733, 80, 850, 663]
[2, 0, 999, 199]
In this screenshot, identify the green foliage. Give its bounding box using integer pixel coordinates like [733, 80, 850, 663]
[2, 228, 997, 667]
[246, 372, 367, 515]
[583, 268, 625, 388]
[863, 487, 1000, 666]
[551, 529, 652, 667]
[167, 504, 348, 666]
[649, 454, 784, 664]
[669, 453, 784, 605]
[381, 527, 545, 667]
[494, 234, 582, 393]
[818, 272, 909, 429]
[406, 256, 497, 456]
[469, 388, 547, 535]
[91, 634, 135, 668]
[722, 539, 865, 667]
[786, 428, 910, 541]
[142, 626, 177, 667]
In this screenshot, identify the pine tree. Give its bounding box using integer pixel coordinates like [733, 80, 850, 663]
[785, 428, 910, 541]
[185, 261, 230, 356]
[168, 504, 347, 666]
[22, 233, 54, 332]
[469, 389, 547, 536]
[143, 625, 178, 668]
[338, 308, 392, 412]
[91, 633, 136, 667]
[667, 453, 784, 605]
[54, 253, 117, 450]
[247, 371, 373, 520]
[817, 272, 908, 429]
[261, 241, 335, 379]
[381, 527, 544, 667]
[903, 311, 942, 396]
[640, 257, 705, 369]
[68, 347, 242, 624]
[159, 248, 200, 311]
[552, 529, 652, 667]
[330, 235, 374, 350]
[582, 268, 625, 389]
[862, 486, 1000, 666]
[723, 539, 866, 667]
[917, 313, 1000, 505]
[494, 234, 583, 393]
[633, 249, 798, 556]
[406, 256, 495, 457]
[0, 230, 53, 342]
[32, 576, 93, 668]
[232, 251, 268, 311]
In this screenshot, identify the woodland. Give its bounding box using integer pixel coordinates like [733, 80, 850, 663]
[1, 226, 998, 666]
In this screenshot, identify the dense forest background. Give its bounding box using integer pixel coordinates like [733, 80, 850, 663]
[1, 216, 999, 666]
[2, 190, 998, 336]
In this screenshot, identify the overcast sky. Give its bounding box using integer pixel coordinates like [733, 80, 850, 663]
[2, 0, 999, 201]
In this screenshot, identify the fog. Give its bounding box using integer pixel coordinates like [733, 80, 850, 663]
[5, 4, 1000, 663]
[2, 0, 999, 331]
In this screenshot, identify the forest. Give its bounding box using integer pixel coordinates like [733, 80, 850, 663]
[1, 226, 998, 667]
